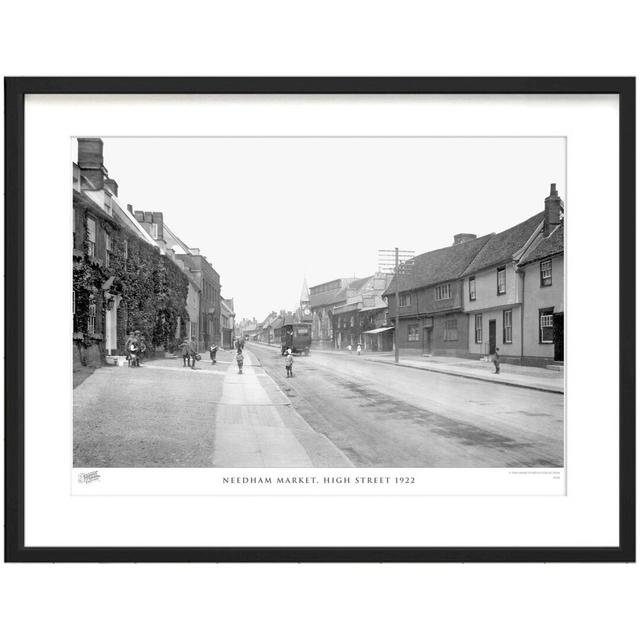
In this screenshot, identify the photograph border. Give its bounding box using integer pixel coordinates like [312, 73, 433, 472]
[4, 76, 635, 562]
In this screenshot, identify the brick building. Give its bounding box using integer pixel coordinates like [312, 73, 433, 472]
[73, 138, 190, 369]
[174, 250, 221, 351]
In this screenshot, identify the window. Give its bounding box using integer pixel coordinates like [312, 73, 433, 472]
[503, 309, 513, 343]
[469, 277, 476, 301]
[407, 324, 420, 342]
[86, 218, 96, 257]
[444, 318, 458, 341]
[497, 266, 506, 295]
[540, 259, 552, 286]
[399, 293, 411, 307]
[474, 314, 482, 344]
[350, 316, 355, 327]
[105, 232, 112, 267]
[539, 307, 554, 344]
[435, 283, 452, 301]
[87, 299, 97, 335]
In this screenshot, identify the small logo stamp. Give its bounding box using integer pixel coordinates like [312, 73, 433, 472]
[77, 470, 101, 484]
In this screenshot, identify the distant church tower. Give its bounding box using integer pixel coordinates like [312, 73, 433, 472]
[299, 277, 311, 321]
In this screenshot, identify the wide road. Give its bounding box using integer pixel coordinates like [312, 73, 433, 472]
[248, 343, 564, 468]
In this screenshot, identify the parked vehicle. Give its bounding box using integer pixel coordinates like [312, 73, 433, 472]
[281, 322, 311, 356]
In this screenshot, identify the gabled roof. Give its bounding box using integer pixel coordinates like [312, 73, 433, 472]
[309, 285, 349, 308]
[461, 212, 544, 276]
[518, 221, 564, 265]
[347, 276, 373, 292]
[385, 234, 493, 295]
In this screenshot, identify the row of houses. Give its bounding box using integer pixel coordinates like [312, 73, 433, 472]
[306, 184, 564, 366]
[72, 138, 235, 369]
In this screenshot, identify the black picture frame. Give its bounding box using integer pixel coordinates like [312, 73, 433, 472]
[4, 77, 636, 563]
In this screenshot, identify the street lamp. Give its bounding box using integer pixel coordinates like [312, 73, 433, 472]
[378, 248, 414, 363]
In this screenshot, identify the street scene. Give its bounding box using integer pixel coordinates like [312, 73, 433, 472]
[73, 137, 565, 469]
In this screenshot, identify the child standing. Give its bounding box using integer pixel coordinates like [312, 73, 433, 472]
[236, 350, 244, 374]
[285, 349, 294, 378]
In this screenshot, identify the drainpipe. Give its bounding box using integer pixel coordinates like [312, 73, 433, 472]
[519, 268, 525, 364]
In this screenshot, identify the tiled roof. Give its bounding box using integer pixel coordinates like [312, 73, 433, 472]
[385, 234, 493, 295]
[347, 276, 373, 292]
[309, 286, 349, 308]
[518, 221, 564, 265]
[461, 212, 544, 276]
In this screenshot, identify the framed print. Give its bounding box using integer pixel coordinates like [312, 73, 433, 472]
[4, 77, 635, 562]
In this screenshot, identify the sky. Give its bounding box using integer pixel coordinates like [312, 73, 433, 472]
[79, 137, 566, 322]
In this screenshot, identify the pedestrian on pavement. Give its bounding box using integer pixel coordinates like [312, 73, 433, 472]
[125, 331, 136, 366]
[128, 340, 140, 367]
[356, 343, 362, 356]
[179, 338, 191, 367]
[188, 337, 198, 369]
[135, 331, 146, 367]
[285, 349, 294, 377]
[209, 344, 218, 365]
[236, 349, 244, 374]
[493, 347, 500, 374]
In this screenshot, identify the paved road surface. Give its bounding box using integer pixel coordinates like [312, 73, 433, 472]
[249, 343, 564, 467]
[74, 345, 563, 468]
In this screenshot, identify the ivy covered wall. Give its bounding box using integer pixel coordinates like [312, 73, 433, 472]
[73, 203, 190, 362]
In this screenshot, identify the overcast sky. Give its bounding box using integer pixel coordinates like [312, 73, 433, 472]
[80, 137, 565, 322]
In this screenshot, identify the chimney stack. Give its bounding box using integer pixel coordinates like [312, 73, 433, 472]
[104, 178, 118, 197]
[453, 233, 477, 245]
[77, 137, 106, 189]
[543, 183, 564, 237]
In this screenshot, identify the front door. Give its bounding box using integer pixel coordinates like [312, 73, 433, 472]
[423, 327, 432, 354]
[488, 319, 496, 355]
[553, 312, 564, 362]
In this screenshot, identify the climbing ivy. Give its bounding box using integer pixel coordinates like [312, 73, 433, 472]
[72, 215, 189, 356]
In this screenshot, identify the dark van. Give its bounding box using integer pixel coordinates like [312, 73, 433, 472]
[281, 323, 311, 356]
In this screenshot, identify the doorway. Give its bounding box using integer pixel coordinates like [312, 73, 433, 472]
[488, 319, 496, 355]
[423, 327, 432, 355]
[553, 312, 564, 362]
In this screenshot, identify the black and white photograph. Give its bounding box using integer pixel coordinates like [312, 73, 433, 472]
[72, 136, 565, 473]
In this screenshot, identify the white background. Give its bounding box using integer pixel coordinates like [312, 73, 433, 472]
[1, 2, 638, 640]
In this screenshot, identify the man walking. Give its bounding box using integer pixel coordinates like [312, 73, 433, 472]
[493, 347, 500, 374]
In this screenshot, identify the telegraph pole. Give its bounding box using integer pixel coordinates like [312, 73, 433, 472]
[378, 247, 414, 364]
[394, 247, 400, 363]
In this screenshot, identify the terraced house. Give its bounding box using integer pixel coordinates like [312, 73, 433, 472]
[462, 184, 564, 365]
[384, 233, 492, 356]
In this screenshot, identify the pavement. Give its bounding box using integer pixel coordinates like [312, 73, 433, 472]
[73, 348, 351, 468]
[253, 342, 564, 394]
